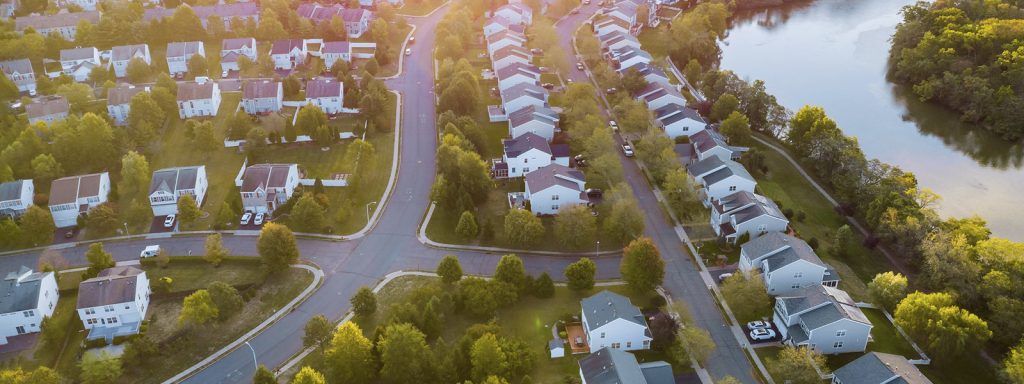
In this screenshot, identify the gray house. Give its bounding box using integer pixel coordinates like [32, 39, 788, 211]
[581, 291, 652, 353]
[578, 347, 672, 384]
[739, 232, 839, 295]
[0, 59, 36, 94]
[832, 352, 932, 384]
[773, 285, 873, 354]
[26, 96, 70, 126]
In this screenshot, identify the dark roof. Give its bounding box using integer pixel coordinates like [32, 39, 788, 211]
[833, 352, 932, 384]
[729, 194, 784, 225]
[525, 163, 585, 193]
[60, 47, 96, 61]
[177, 81, 216, 101]
[0, 59, 33, 76]
[0, 267, 50, 314]
[15, 11, 99, 32]
[655, 103, 705, 126]
[341, 8, 371, 22]
[241, 164, 295, 193]
[778, 286, 871, 327]
[491, 45, 531, 61]
[26, 96, 69, 119]
[503, 132, 551, 157]
[306, 78, 342, 98]
[548, 338, 563, 350]
[167, 41, 204, 58]
[701, 160, 755, 186]
[742, 232, 824, 271]
[581, 290, 646, 331]
[322, 41, 350, 54]
[143, 3, 258, 22]
[496, 62, 540, 82]
[107, 85, 147, 106]
[501, 82, 547, 102]
[551, 143, 570, 158]
[508, 105, 558, 128]
[578, 347, 648, 384]
[77, 266, 144, 308]
[111, 44, 148, 62]
[270, 39, 304, 55]
[686, 156, 725, 178]
[149, 166, 202, 195]
[243, 80, 281, 99]
[49, 173, 105, 205]
[0, 180, 27, 201]
[222, 37, 256, 51]
[639, 362, 674, 384]
[594, 16, 630, 30]
[487, 29, 527, 45]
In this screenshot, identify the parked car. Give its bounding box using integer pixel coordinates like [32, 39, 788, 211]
[408, 36, 415, 44]
[718, 272, 734, 282]
[531, 48, 544, 55]
[747, 320, 771, 330]
[621, 143, 634, 157]
[606, 87, 617, 94]
[240, 212, 253, 225]
[221, 70, 229, 78]
[63, 228, 76, 239]
[750, 328, 776, 341]
[140, 245, 160, 258]
[163, 214, 176, 228]
[542, 83, 555, 90]
[576, 62, 585, 70]
[254, 212, 265, 226]
[405, 48, 412, 56]
[609, 120, 618, 132]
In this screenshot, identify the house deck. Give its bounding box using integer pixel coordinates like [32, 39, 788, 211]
[565, 322, 589, 354]
[86, 321, 141, 342]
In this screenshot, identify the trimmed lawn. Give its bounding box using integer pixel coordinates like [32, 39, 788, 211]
[825, 308, 918, 371]
[696, 241, 740, 267]
[30, 292, 85, 376]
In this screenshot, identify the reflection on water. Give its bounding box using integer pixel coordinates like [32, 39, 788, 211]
[720, 0, 1024, 239]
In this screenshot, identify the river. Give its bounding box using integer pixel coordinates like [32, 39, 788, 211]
[718, 0, 1024, 240]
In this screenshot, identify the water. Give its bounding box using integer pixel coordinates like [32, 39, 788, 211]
[719, 0, 1024, 240]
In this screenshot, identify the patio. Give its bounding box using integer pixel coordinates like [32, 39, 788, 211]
[86, 321, 141, 342]
[565, 322, 589, 354]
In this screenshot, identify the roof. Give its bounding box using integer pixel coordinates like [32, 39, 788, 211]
[491, 45, 531, 61]
[0, 59, 32, 76]
[0, 267, 50, 314]
[638, 362, 674, 384]
[49, 173, 106, 205]
[779, 285, 871, 328]
[701, 160, 755, 186]
[691, 129, 747, 155]
[26, 96, 69, 119]
[655, 103, 705, 126]
[149, 166, 203, 195]
[111, 44, 148, 62]
[341, 8, 371, 22]
[77, 266, 144, 308]
[107, 85, 146, 106]
[487, 29, 527, 46]
[243, 80, 281, 99]
[578, 347, 648, 384]
[0, 180, 27, 201]
[143, 3, 259, 22]
[594, 16, 630, 31]
[496, 62, 540, 82]
[637, 82, 682, 102]
[581, 290, 646, 332]
[548, 339, 563, 350]
[306, 78, 342, 98]
[167, 41, 204, 58]
[686, 156, 725, 177]
[15, 11, 99, 32]
[271, 39, 304, 55]
[742, 232, 824, 270]
[60, 47, 96, 62]
[508, 105, 558, 128]
[551, 143, 570, 158]
[730, 194, 785, 225]
[296, 3, 345, 22]
[486, 15, 511, 28]
[501, 82, 547, 102]
[833, 352, 932, 384]
[525, 163, 585, 193]
[241, 164, 295, 193]
[322, 41, 350, 54]
[177, 81, 216, 101]
[222, 37, 256, 51]
[503, 132, 551, 157]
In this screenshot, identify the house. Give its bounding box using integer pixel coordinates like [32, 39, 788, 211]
[26, 96, 70, 126]
[549, 339, 565, 358]
[148, 166, 208, 217]
[654, 103, 706, 138]
[581, 290, 652, 353]
[490, 45, 532, 72]
[76, 266, 151, 341]
[509, 104, 559, 141]
[578, 347, 673, 384]
[106, 85, 148, 126]
[605, 2, 638, 27]
[711, 190, 788, 244]
[593, 16, 631, 38]
[110, 44, 151, 79]
[0, 0, 17, 18]
[524, 164, 587, 215]
[15, 11, 100, 40]
[0, 59, 36, 94]
[832, 352, 932, 384]
[483, 16, 513, 37]
[0, 180, 33, 218]
[298, 4, 374, 38]
[691, 129, 747, 162]
[59, 47, 100, 82]
[241, 80, 283, 114]
[63, 0, 98, 11]
[620, 62, 670, 87]
[321, 41, 351, 70]
[270, 39, 306, 70]
[48, 172, 110, 228]
[686, 156, 757, 205]
[739, 232, 839, 294]
[486, 30, 528, 56]
[496, 62, 540, 91]
[340, 8, 373, 38]
[773, 285, 873, 354]
[143, 3, 260, 31]
[220, 37, 257, 73]
[166, 41, 206, 76]
[497, 132, 566, 178]
[305, 78, 344, 115]
[0, 267, 57, 345]
[240, 164, 300, 214]
[610, 46, 652, 71]
[599, 31, 641, 52]
[509, 0, 546, 16]
[494, 3, 533, 25]
[635, 82, 686, 110]
[176, 78, 221, 119]
[501, 82, 548, 115]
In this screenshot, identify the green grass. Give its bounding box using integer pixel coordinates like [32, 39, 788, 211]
[396, 0, 444, 16]
[825, 308, 919, 371]
[696, 241, 740, 267]
[30, 292, 85, 376]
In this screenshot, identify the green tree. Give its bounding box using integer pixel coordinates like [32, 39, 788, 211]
[204, 233, 228, 267]
[437, 255, 463, 284]
[565, 258, 596, 292]
[719, 111, 751, 145]
[125, 57, 151, 83]
[257, 223, 299, 272]
[494, 254, 526, 292]
[176, 194, 201, 229]
[1003, 341, 1024, 384]
[554, 205, 597, 249]
[84, 243, 115, 278]
[662, 168, 699, 219]
[378, 323, 431, 384]
[459, 277, 517, 318]
[120, 336, 157, 367]
[533, 272, 554, 298]
[455, 210, 479, 240]
[830, 224, 855, 259]
[867, 271, 908, 311]
[292, 366, 326, 384]
[894, 292, 992, 360]
[673, 326, 715, 365]
[683, 59, 703, 86]
[179, 289, 219, 326]
[19, 206, 54, 246]
[605, 196, 644, 243]
[471, 333, 508, 382]
[193, 120, 220, 154]
[710, 93, 739, 122]
[253, 365, 276, 384]
[118, 151, 150, 200]
[767, 346, 828, 384]
[290, 194, 327, 233]
[620, 237, 664, 293]
[720, 274, 771, 322]
[351, 286, 377, 317]
[30, 153, 62, 187]
[79, 351, 122, 384]
[303, 314, 333, 351]
[503, 209, 544, 246]
[207, 281, 243, 319]
[325, 322, 376, 384]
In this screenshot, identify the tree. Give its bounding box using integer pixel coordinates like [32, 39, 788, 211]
[710, 93, 739, 122]
[1003, 341, 1024, 384]
[674, 326, 715, 365]
[378, 323, 431, 384]
[455, 210, 479, 240]
[351, 286, 377, 317]
[126, 57, 151, 83]
[533, 272, 554, 298]
[19, 206, 54, 246]
[176, 194, 201, 229]
[830, 224, 855, 259]
[292, 366, 326, 384]
[84, 243, 115, 278]
[193, 120, 220, 154]
[437, 255, 463, 284]
[245, 126, 269, 156]
[620, 238, 664, 293]
[155, 249, 170, 268]
[179, 289, 219, 326]
[253, 365, 276, 384]
[84, 204, 120, 237]
[459, 277, 518, 318]
[303, 314, 333, 351]
[554, 205, 597, 249]
[565, 258, 596, 292]
[683, 59, 703, 86]
[719, 111, 751, 144]
[471, 333, 508, 382]
[120, 336, 157, 366]
[118, 151, 150, 200]
[258, 223, 299, 272]
[290, 194, 327, 233]
[79, 351, 122, 384]
[31, 153, 62, 187]
[605, 196, 644, 243]
[324, 321, 376, 383]
[503, 209, 544, 246]
[894, 292, 991, 360]
[207, 281, 243, 319]
[767, 346, 828, 384]
[56, 83, 92, 112]
[867, 271, 908, 311]
[720, 274, 771, 322]
[494, 254, 526, 292]
[662, 168, 699, 219]
[204, 233, 228, 266]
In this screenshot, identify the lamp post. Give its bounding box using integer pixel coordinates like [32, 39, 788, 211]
[365, 201, 378, 223]
[123, 222, 128, 235]
[244, 341, 257, 371]
[595, 241, 600, 257]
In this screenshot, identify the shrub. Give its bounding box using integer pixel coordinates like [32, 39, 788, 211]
[808, 237, 819, 249]
[782, 208, 794, 218]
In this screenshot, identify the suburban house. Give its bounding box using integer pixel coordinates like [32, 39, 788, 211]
[501, 82, 548, 115]
[107, 85, 148, 126]
[305, 78, 344, 115]
[710, 191, 789, 244]
[690, 129, 747, 162]
[605, 2, 638, 27]
[490, 45, 532, 72]
[0, 267, 57, 345]
[176, 78, 222, 119]
[654, 103, 706, 138]
[166, 41, 206, 76]
[494, 3, 533, 25]
[241, 80, 283, 115]
[76, 266, 150, 341]
[0, 180, 33, 218]
[321, 41, 351, 70]
[26, 96, 69, 126]
[495, 132, 567, 178]
[686, 156, 757, 205]
[508, 104, 559, 141]
[110, 44, 151, 78]
[14, 11, 100, 40]
[59, 47, 100, 82]
[581, 290, 652, 353]
[0, 0, 13, 18]
[220, 37, 257, 73]
[340, 8, 373, 38]
[773, 285, 873, 354]
[148, 166, 208, 217]
[142, 3, 260, 31]
[593, 16, 631, 38]
[621, 62, 671, 86]
[48, 172, 111, 228]
[64, 0, 97, 11]
[240, 163, 300, 214]
[578, 347, 673, 384]
[484, 16, 512, 37]
[832, 352, 932, 384]
[635, 81, 686, 111]
[523, 164, 587, 215]
[496, 62, 541, 91]
[297, 4, 374, 38]
[486, 30, 528, 56]
[270, 39, 307, 70]
[739, 232, 840, 295]
[0, 59, 36, 94]
[600, 31, 642, 52]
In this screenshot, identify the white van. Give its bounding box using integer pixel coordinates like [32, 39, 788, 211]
[140, 245, 161, 258]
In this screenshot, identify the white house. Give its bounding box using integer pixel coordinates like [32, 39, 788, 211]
[691, 129, 747, 162]
[48, 172, 110, 228]
[496, 132, 566, 178]
[635, 82, 686, 111]
[305, 78, 344, 115]
[612, 46, 654, 70]
[321, 41, 351, 70]
[654, 103, 706, 138]
[339, 8, 373, 38]
[832, 352, 932, 384]
[0, 267, 57, 345]
[524, 164, 587, 215]
[711, 191, 789, 244]
[593, 17, 631, 38]
[496, 62, 540, 91]
[15, 11, 100, 40]
[501, 82, 548, 115]
[110, 44, 151, 79]
[620, 62, 671, 87]
[270, 39, 307, 70]
[605, 2, 638, 27]
[76, 266, 150, 342]
[143, 3, 260, 31]
[63, 0, 98, 10]
[739, 232, 839, 295]
[106, 85, 148, 126]
[486, 30, 528, 56]
[774, 285, 873, 355]
[241, 80, 283, 115]
[59, 47, 100, 82]
[579, 347, 673, 384]
[600, 31, 641, 52]
[686, 156, 757, 206]
[26, 96, 69, 126]
[166, 41, 206, 76]
[484, 16, 513, 37]
[297, 4, 374, 38]
[581, 291, 652, 353]
[509, 104, 559, 141]
[494, 3, 533, 25]
[490, 45, 532, 72]
[240, 164, 300, 214]
[176, 78, 222, 119]
[220, 37, 257, 73]
[0, 180, 33, 218]
[148, 166, 208, 217]
[0, 59, 36, 94]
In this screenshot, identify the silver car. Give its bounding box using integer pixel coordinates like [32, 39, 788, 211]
[750, 328, 776, 341]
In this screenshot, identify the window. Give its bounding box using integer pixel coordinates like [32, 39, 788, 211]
[125, 305, 130, 310]
[523, 158, 528, 163]
[836, 330, 846, 337]
[86, 318, 98, 325]
[791, 284, 800, 289]
[552, 195, 560, 200]
[552, 205, 559, 210]
[23, 310, 33, 317]
[833, 341, 844, 349]
[626, 342, 632, 348]
[643, 340, 650, 348]
[794, 272, 804, 278]
[600, 332, 605, 338]
[611, 343, 621, 348]
[85, 308, 95, 315]
[107, 317, 118, 324]
[104, 305, 114, 312]
[729, 186, 737, 191]
[523, 168, 529, 173]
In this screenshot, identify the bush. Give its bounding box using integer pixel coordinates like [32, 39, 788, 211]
[558, 330, 567, 339]
[112, 335, 137, 345]
[808, 237, 819, 249]
[649, 295, 667, 309]
[674, 136, 690, 144]
[782, 208, 794, 218]
[795, 210, 806, 222]
[84, 338, 108, 349]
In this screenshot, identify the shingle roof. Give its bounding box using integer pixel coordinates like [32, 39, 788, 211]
[60, 47, 96, 62]
[241, 164, 295, 193]
[503, 132, 551, 158]
[107, 85, 147, 106]
[15, 11, 99, 32]
[655, 103, 705, 127]
[731, 194, 785, 225]
[221, 37, 256, 51]
[833, 352, 932, 384]
[639, 362, 674, 384]
[0, 180, 26, 202]
[305, 78, 342, 98]
[0, 268, 50, 314]
[111, 44, 148, 62]
[501, 82, 546, 103]
[321, 41, 350, 54]
[177, 81, 216, 101]
[149, 166, 202, 195]
[243, 80, 280, 99]
[491, 45, 531, 62]
[594, 16, 630, 31]
[341, 8, 371, 22]
[551, 143, 570, 158]
[701, 160, 755, 186]
[143, 3, 259, 22]
[496, 62, 540, 82]
[578, 347, 648, 384]
[0, 59, 33, 76]
[167, 41, 204, 58]
[26, 96, 69, 119]
[686, 156, 725, 178]
[270, 39, 304, 55]
[525, 163, 585, 193]
[779, 285, 871, 327]
[742, 232, 824, 271]
[508, 104, 558, 128]
[77, 266, 144, 308]
[487, 29, 527, 46]
[581, 290, 646, 332]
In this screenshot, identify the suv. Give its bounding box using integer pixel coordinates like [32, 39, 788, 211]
[140, 245, 161, 258]
[621, 144, 634, 157]
[163, 214, 176, 228]
[750, 328, 776, 341]
[240, 212, 253, 225]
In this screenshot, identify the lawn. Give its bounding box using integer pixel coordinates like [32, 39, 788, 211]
[695, 240, 740, 267]
[396, 0, 445, 16]
[30, 292, 85, 377]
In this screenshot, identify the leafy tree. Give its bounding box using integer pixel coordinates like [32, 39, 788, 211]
[351, 286, 377, 317]
[293, 366, 326, 384]
[458, 277, 517, 318]
[155, 249, 170, 268]
[455, 210, 479, 240]
[19, 206, 54, 246]
[176, 194, 201, 229]
[341, 139, 376, 190]
[245, 126, 269, 156]
[683, 59, 703, 86]
[471, 333, 508, 382]
[257, 223, 299, 272]
[494, 254, 526, 292]
[290, 194, 327, 233]
[437, 255, 463, 284]
[830, 224, 856, 259]
[662, 168, 699, 219]
[378, 323, 431, 384]
[207, 281, 243, 319]
[720, 274, 771, 322]
[84, 204, 120, 237]
[605, 195, 644, 243]
[253, 365, 276, 384]
[867, 271, 907, 311]
[620, 237, 664, 293]
[565, 258, 596, 292]
[894, 292, 991, 360]
[326, 322, 377, 383]
[126, 57, 151, 83]
[554, 205, 597, 249]
[204, 233, 228, 266]
[766, 346, 828, 384]
[1003, 341, 1024, 384]
[193, 120, 220, 154]
[503, 209, 544, 246]
[673, 326, 715, 365]
[79, 351, 122, 384]
[120, 336, 158, 366]
[612, 99, 651, 134]
[56, 83, 92, 113]
[303, 314, 333, 351]
[719, 111, 751, 145]
[84, 243, 115, 278]
[533, 272, 554, 298]
[710, 93, 739, 122]
[179, 289, 219, 326]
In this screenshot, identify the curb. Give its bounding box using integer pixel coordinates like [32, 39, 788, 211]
[347, 90, 404, 239]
